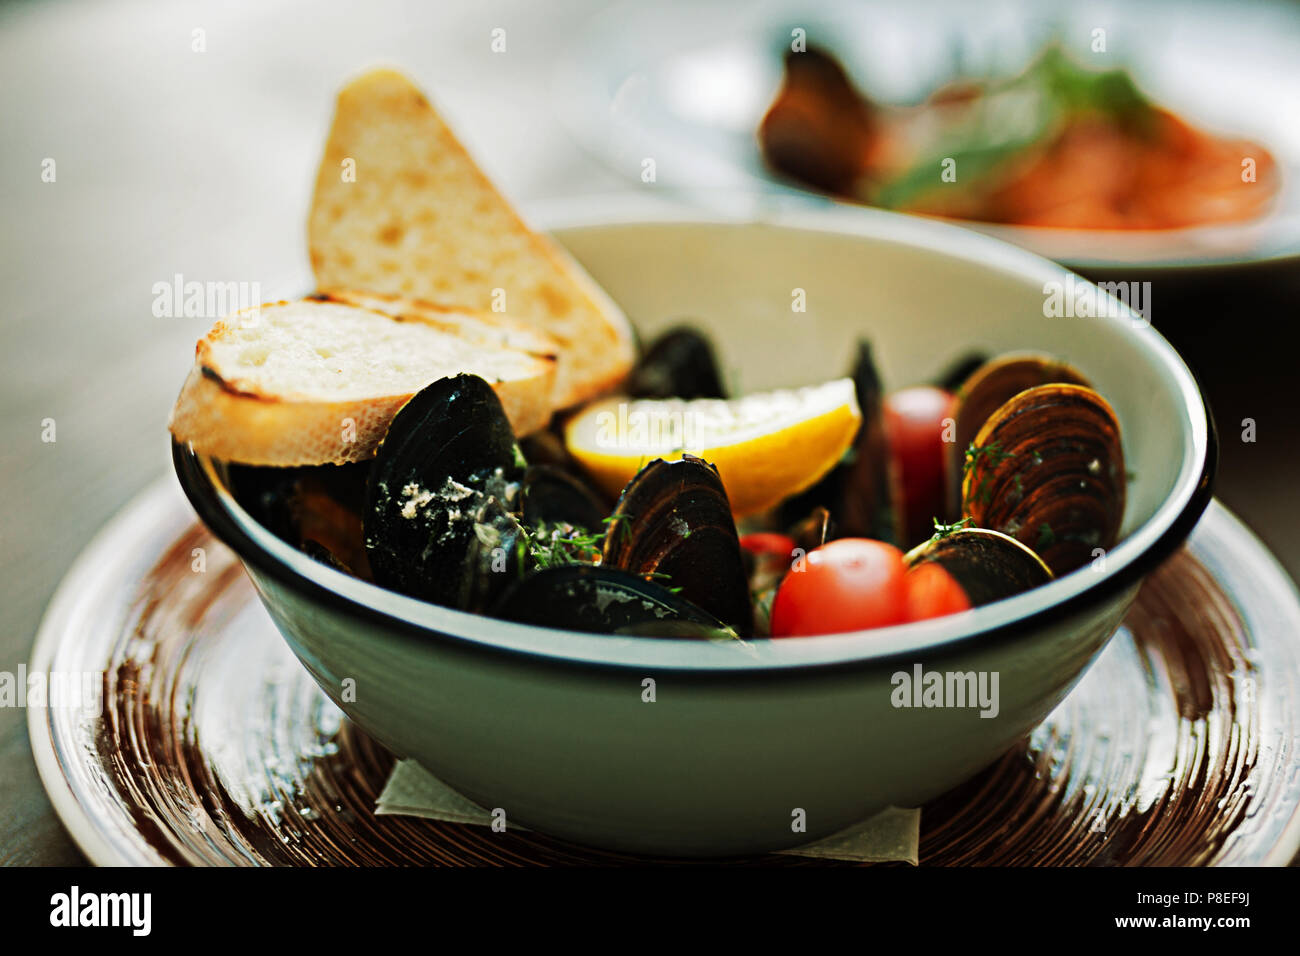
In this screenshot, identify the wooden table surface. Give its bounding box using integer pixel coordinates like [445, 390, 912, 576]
[2, 0, 1297, 866]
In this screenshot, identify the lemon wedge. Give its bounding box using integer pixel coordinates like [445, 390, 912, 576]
[564, 378, 861, 516]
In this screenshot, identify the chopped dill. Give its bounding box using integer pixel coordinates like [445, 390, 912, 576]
[525, 522, 603, 569]
[964, 441, 1016, 505]
[963, 441, 1016, 477]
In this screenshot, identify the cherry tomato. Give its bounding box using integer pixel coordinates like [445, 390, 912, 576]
[884, 386, 955, 546]
[739, 533, 799, 560]
[741, 532, 800, 593]
[769, 538, 908, 637]
[904, 562, 972, 621]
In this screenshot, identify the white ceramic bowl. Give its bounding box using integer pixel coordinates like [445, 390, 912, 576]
[173, 203, 1215, 856]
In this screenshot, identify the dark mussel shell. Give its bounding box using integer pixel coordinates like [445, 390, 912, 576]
[295, 472, 373, 578]
[226, 463, 309, 545]
[625, 326, 726, 400]
[460, 497, 532, 613]
[777, 340, 897, 544]
[904, 528, 1052, 607]
[788, 505, 835, 555]
[602, 456, 754, 637]
[518, 427, 580, 471]
[934, 352, 988, 394]
[520, 464, 607, 533]
[962, 384, 1125, 577]
[491, 565, 737, 639]
[945, 354, 1091, 521]
[775, 462, 844, 536]
[302, 540, 354, 575]
[364, 374, 524, 607]
[228, 461, 372, 577]
[839, 340, 898, 543]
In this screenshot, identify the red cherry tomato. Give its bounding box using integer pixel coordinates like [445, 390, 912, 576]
[739, 533, 798, 560]
[741, 532, 801, 593]
[884, 386, 955, 546]
[769, 538, 908, 637]
[904, 562, 972, 621]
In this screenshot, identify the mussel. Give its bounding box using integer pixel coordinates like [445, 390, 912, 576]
[492, 565, 737, 639]
[364, 374, 526, 609]
[788, 505, 834, 556]
[519, 464, 607, 534]
[602, 456, 754, 637]
[518, 427, 583, 473]
[460, 497, 532, 613]
[360, 375, 755, 637]
[227, 463, 310, 545]
[934, 352, 989, 394]
[778, 340, 898, 544]
[840, 341, 899, 543]
[295, 472, 373, 578]
[961, 383, 1125, 576]
[626, 326, 726, 400]
[905, 527, 1053, 606]
[228, 460, 372, 577]
[944, 354, 1091, 520]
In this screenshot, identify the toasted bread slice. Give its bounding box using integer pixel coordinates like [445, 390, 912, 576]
[169, 298, 555, 466]
[314, 289, 557, 359]
[307, 68, 635, 410]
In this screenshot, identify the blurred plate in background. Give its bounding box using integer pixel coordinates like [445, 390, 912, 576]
[554, 0, 1300, 268]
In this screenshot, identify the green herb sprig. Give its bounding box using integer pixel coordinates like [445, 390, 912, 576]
[930, 516, 974, 541]
[963, 441, 1016, 506]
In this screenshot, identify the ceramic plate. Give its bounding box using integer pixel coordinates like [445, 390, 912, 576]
[27, 479, 1300, 865]
[553, 0, 1300, 268]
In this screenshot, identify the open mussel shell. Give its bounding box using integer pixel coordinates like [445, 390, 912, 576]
[228, 461, 372, 578]
[779, 340, 898, 544]
[364, 374, 524, 607]
[491, 566, 738, 639]
[840, 341, 900, 543]
[962, 383, 1125, 577]
[602, 456, 754, 637]
[295, 472, 373, 579]
[904, 528, 1053, 606]
[945, 355, 1091, 520]
[788, 505, 835, 555]
[626, 325, 726, 400]
[520, 464, 607, 533]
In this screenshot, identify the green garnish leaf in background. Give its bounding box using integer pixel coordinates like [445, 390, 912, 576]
[872, 43, 1155, 209]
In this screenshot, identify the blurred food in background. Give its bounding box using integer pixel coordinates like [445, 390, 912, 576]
[759, 43, 1279, 229]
